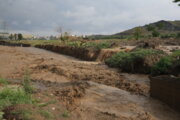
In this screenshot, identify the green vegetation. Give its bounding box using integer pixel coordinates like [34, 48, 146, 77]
[18, 34, 23, 40]
[152, 50, 180, 75]
[10, 40, 62, 46]
[174, 0, 180, 6]
[38, 100, 57, 107]
[0, 74, 35, 120]
[66, 41, 111, 50]
[161, 33, 176, 39]
[134, 27, 142, 40]
[62, 110, 70, 118]
[0, 78, 8, 85]
[157, 23, 164, 30]
[152, 30, 160, 37]
[12, 108, 33, 120]
[176, 33, 180, 38]
[22, 71, 34, 94]
[0, 87, 33, 110]
[105, 49, 164, 73]
[146, 25, 155, 31]
[39, 110, 52, 119]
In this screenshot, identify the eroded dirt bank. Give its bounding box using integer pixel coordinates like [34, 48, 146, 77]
[0, 46, 180, 120]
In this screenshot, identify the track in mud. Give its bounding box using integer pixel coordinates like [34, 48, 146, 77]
[0, 46, 180, 120]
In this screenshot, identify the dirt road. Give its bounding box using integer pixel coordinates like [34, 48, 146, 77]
[0, 46, 179, 120]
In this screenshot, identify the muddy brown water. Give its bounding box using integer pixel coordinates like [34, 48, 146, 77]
[0, 46, 180, 120]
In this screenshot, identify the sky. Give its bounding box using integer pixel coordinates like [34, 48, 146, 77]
[0, 0, 179, 36]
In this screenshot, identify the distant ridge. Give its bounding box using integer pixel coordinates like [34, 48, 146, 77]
[88, 20, 180, 39]
[114, 20, 180, 36]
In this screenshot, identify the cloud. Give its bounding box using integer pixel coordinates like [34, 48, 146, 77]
[0, 0, 179, 35]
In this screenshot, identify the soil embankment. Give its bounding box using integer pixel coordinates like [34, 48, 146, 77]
[35, 44, 121, 61]
[0, 40, 31, 47]
[35, 45, 101, 61]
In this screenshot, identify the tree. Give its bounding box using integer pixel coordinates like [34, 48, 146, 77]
[9, 34, 13, 40]
[157, 23, 164, 30]
[56, 26, 63, 40]
[14, 34, 18, 40]
[152, 30, 160, 37]
[177, 33, 180, 38]
[174, 0, 180, 6]
[18, 33, 23, 40]
[134, 27, 142, 40]
[146, 25, 155, 31]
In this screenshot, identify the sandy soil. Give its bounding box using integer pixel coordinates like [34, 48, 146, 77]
[0, 46, 179, 120]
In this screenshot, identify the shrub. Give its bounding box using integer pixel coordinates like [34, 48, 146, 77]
[151, 56, 173, 75]
[66, 41, 83, 48]
[152, 30, 160, 37]
[0, 78, 8, 85]
[152, 50, 180, 75]
[134, 27, 142, 40]
[146, 25, 155, 31]
[93, 42, 111, 49]
[161, 34, 176, 39]
[106, 49, 164, 73]
[0, 87, 32, 110]
[67, 41, 111, 50]
[176, 33, 180, 38]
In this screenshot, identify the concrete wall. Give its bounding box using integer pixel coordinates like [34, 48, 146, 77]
[150, 75, 180, 111]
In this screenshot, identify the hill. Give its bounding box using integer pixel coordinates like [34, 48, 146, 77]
[88, 20, 180, 39]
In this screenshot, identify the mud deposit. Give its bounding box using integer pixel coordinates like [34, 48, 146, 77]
[0, 46, 180, 120]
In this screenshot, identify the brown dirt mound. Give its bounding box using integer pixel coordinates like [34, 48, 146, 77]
[136, 41, 159, 49]
[96, 49, 119, 62]
[31, 62, 149, 96]
[54, 81, 90, 110]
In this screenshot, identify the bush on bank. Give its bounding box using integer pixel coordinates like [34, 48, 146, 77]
[152, 50, 180, 75]
[105, 49, 165, 73]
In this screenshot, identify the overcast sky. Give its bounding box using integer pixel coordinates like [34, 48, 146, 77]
[0, 0, 179, 36]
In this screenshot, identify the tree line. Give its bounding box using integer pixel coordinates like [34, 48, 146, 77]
[174, 0, 180, 5]
[9, 33, 23, 40]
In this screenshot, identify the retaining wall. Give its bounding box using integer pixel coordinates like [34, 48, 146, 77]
[150, 75, 180, 111]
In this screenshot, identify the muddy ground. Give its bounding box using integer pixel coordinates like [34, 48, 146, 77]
[0, 46, 180, 120]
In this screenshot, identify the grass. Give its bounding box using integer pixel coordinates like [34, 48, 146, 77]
[0, 73, 35, 119]
[22, 71, 34, 94]
[38, 100, 57, 107]
[11, 109, 33, 120]
[105, 49, 164, 73]
[9, 40, 62, 46]
[106, 48, 163, 67]
[0, 87, 33, 110]
[0, 78, 8, 85]
[39, 110, 52, 119]
[66, 41, 111, 50]
[62, 110, 70, 118]
[9, 39, 112, 50]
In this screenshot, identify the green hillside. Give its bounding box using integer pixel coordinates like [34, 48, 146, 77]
[89, 20, 180, 39]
